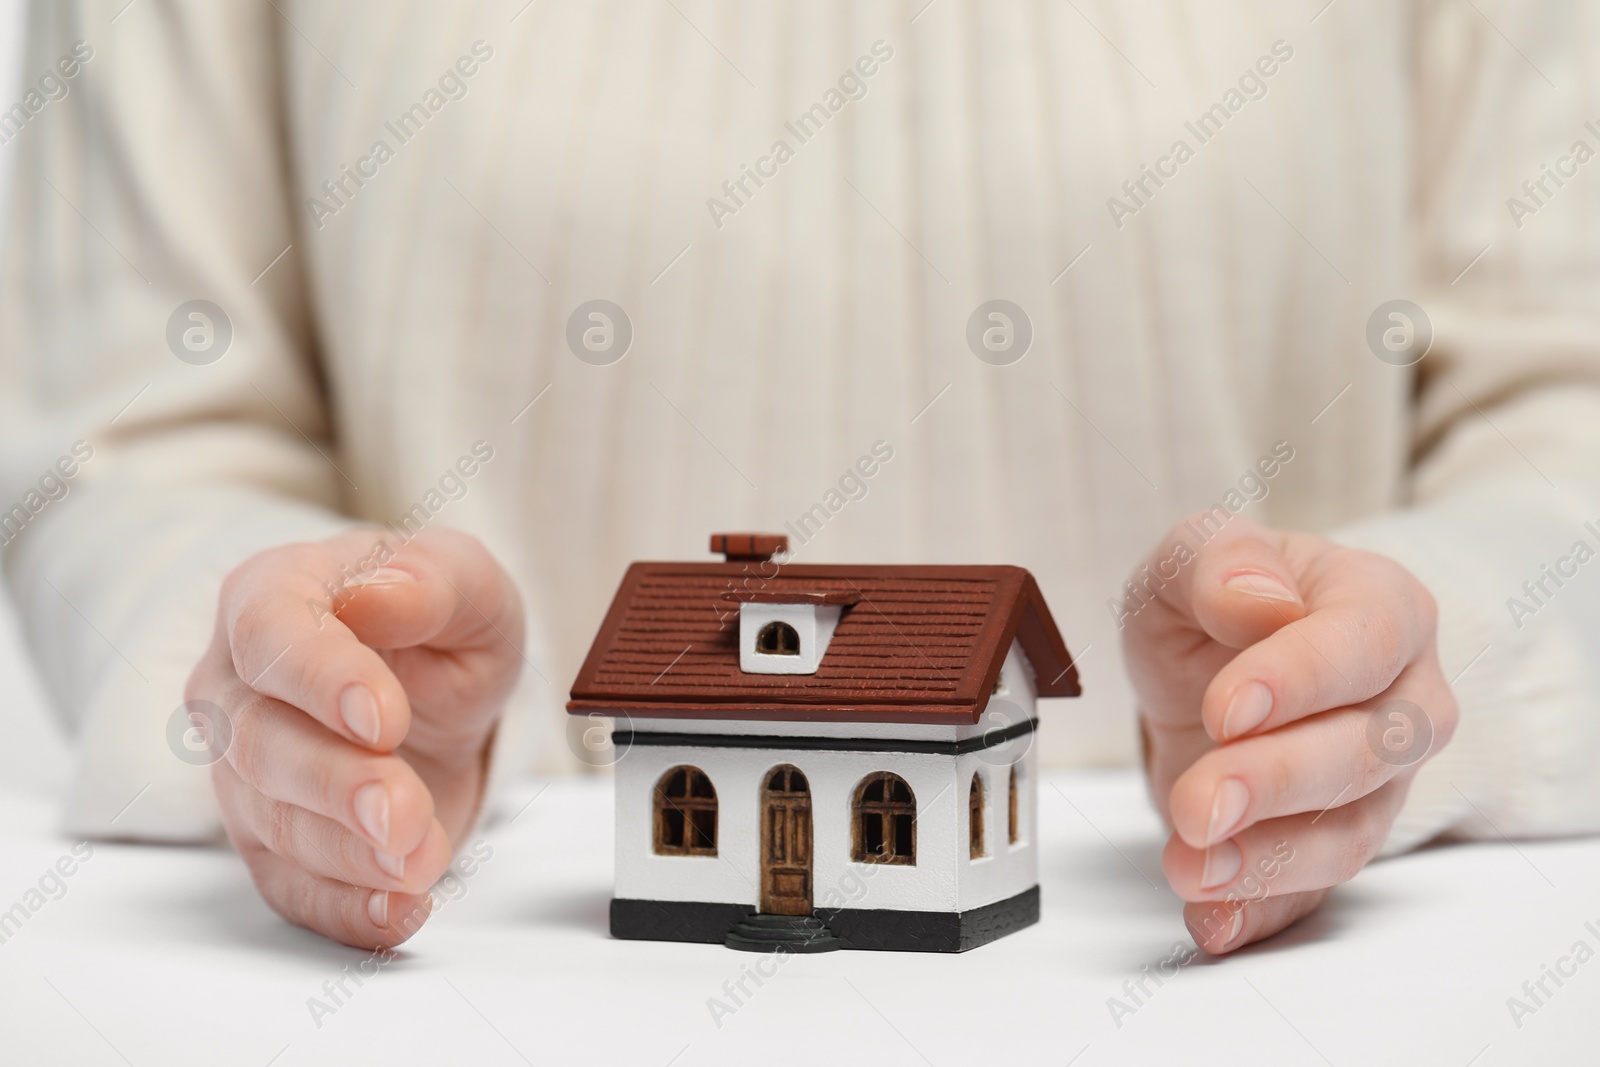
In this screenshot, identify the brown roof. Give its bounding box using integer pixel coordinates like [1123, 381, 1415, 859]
[567, 562, 1080, 725]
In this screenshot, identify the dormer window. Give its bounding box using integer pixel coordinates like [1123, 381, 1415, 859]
[722, 589, 861, 675]
[756, 621, 800, 655]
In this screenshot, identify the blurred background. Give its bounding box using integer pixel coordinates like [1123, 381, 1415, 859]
[2, 1, 1595, 852]
[0, 0, 70, 800]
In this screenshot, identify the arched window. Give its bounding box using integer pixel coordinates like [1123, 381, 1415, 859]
[654, 766, 717, 856]
[766, 764, 808, 794]
[1008, 765, 1020, 844]
[756, 621, 800, 655]
[969, 773, 986, 859]
[853, 772, 916, 865]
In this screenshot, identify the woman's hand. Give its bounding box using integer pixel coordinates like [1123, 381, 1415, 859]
[1122, 514, 1457, 954]
[185, 527, 524, 949]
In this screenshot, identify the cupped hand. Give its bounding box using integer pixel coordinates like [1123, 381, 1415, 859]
[1122, 514, 1457, 954]
[186, 527, 524, 948]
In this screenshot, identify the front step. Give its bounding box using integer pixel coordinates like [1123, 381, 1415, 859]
[724, 913, 841, 953]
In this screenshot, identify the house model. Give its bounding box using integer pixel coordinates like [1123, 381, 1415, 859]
[567, 533, 1081, 953]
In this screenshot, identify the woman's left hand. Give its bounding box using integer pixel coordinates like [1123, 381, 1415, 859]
[1123, 515, 1458, 953]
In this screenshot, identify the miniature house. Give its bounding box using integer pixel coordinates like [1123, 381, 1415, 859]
[567, 533, 1081, 953]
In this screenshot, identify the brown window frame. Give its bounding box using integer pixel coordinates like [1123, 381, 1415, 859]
[756, 621, 801, 655]
[653, 765, 718, 856]
[969, 772, 986, 859]
[852, 772, 917, 865]
[1008, 764, 1020, 845]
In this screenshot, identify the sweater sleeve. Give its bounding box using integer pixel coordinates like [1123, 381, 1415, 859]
[0, 0, 352, 841]
[1338, 0, 1600, 854]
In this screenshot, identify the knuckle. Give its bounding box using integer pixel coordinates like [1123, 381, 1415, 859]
[1352, 720, 1393, 794]
[224, 696, 274, 788]
[319, 822, 368, 882]
[226, 728, 263, 790]
[1332, 609, 1405, 696]
[227, 596, 276, 669]
[216, 560, 258, 612]
[337, 832, 373, 880]
[183, 670, 205, 707]
[222, 545, 297, 605]
[1257, 751, 1293, 812]
[1358, 609, 1406, 672]
[217, 805, 257, 858]
[1332, 839, 1367, 883]
[262, 800, 299, 857]
[1357, 754, 1389, 799]
[1352, 549, 1438, 639]
[286, 649, 329, 707]
[1440, 687, 1465, 739]
[287, 871, 325, 929]
[237, 843, 280, 897]
[1342, 546, 1398, 580]
[186, 626, 234, 707]
[307, 755, 344, 816]
[209, 759, 238, 804]
[1338, 806, 1385, 879]
[1431, 691, 1461, 748]
[1410, 576, 1440, 635]
[223, 542, 326, 645]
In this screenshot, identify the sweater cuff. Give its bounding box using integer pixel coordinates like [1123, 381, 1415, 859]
[1330, 481, 1600, 856]
[8, 481, 353, 842]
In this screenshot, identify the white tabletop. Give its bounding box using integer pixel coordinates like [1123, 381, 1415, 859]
[0, 600, 1596, 1065]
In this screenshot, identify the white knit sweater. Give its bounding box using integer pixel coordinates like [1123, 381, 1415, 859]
[2, 0, 1598, 852]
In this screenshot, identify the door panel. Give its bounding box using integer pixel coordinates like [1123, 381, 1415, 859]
[759, 765, 813, 916]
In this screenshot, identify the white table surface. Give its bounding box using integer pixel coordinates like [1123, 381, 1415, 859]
[1, 597, 1597, 1066]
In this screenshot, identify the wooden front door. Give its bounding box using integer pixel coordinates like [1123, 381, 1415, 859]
[760, 765, 813, 916]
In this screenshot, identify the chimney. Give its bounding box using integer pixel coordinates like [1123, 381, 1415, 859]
[710, 532, 788, 563]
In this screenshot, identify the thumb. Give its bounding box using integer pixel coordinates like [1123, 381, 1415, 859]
[333, 527, 521, 655]
[1189, 526, 1308, 650]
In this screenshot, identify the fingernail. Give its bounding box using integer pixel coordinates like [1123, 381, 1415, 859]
[353, 782, 390, 848]
[1221, 903, 1245, 948]
[1224, 571, 1298, 603]
[1187, 902, 1246, 952]
[375, 850, 405, 881]
[1206, 778, 1250, 844]
[346, 567, 415, 587]
[340, 685, 381, 746]
[1223, 682, 1273, 738]
[367, 889, 389, 927]
[1199, 839, 1243, 889]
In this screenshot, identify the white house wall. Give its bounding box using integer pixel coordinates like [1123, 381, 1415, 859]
[954, 740, 1038, 912]
[614, 744, 960, 912]
[987, 635, 1041, 725]
[612, 639, 1042, 916]
[955, 637, 1041, 910]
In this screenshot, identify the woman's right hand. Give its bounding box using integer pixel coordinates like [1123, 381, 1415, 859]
[185, 527, 525, 948]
